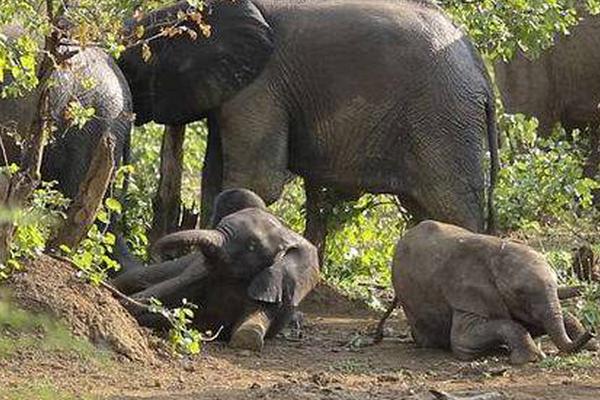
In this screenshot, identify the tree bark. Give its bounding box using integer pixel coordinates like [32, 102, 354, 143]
[303, 182, 330, 265]
[49, 131, 115, 249]
[0, 87, 50, 264]
[199, 113, 223, 228]
[149, 125, 185, 244]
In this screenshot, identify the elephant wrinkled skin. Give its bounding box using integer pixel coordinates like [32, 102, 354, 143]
[391, 220, 595, 365]
[113, 189, 320, 351]
[118, 0, 499, 251]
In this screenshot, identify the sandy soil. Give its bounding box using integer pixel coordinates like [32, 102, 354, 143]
[1, 261, 599, 399]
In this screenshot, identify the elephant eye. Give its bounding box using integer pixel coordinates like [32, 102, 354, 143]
[247, 241, 256, 252]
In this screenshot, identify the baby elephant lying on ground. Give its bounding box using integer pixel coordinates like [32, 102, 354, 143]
[112, 189, 320, 351]
[390, 220, 595, 364]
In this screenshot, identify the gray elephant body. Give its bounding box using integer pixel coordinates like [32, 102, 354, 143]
[119, 0, 498, 235]
[392, 220, 593, 364]
[113, 188, 319, 350]
[0, 27, 132, 198]
[494, 8, 600, 181]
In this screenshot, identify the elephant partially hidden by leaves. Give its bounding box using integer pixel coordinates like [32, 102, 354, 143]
[494, 6, 600, 187]
[113, 189, 320, 351]
[388, 221, 595, 365]
[0, 25, 132, 199]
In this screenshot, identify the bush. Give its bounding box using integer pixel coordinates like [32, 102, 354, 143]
[496, 114, 599, 232]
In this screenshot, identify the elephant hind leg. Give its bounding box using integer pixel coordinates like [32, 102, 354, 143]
[451, 311, 543, 365]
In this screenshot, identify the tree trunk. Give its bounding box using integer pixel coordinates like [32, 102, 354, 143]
[200, 114, 223, 228]
[0, 86, 50, 264]
[583, 128, 599, 207]
[149, 125, 185, 244]
[303, 182, 330, 265]
[49, 131, 115, 249]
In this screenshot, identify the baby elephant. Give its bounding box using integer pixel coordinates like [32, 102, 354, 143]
[113, 189, 320, 351]
[392, 220, 594, 365]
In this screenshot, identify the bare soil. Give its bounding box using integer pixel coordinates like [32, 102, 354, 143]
[5, 255, 157, 363]
[1, 258, 600, 399]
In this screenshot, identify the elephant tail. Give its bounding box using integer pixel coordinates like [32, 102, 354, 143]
[485, 97, 499, 234]
[373, 296, 399, 344]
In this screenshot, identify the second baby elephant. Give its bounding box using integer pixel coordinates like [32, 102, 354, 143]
[113, 188, 320, 351]
[391, 220, 595, 365]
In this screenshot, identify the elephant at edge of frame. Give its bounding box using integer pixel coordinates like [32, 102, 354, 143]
[388, 220, 596, 365]
[112, 188, 320, 351]
[494, 3, 600, 197]
[117, 0, 499, 260]
[0, 24, 132, 199]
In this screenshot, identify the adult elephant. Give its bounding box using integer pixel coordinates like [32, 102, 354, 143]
[494, 7, 600, 187]
[0, 24, 132, 199]
[118, 0, 499, 256]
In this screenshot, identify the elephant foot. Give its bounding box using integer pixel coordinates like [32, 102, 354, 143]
[229, 309, 271, 352]
[229, 325, 265, 352]
[509, 346, 544, 365]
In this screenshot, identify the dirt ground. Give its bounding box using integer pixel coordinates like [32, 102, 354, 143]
[1, 260, 600, 399]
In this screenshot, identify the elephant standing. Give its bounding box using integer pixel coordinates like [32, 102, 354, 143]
[113, 189, 319, 351]
[494, 7, 600, 186]
[118, 0, 499, 257]
[389, 220, 594, 365]
[0, 25, 132, 199]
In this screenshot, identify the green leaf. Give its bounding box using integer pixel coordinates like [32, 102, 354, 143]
[105, 198, 122, 214]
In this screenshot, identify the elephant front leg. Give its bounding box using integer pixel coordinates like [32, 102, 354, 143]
[229, 306, 275, 352]
[451, 311, 544, 365]
[216, 88, 289, 206]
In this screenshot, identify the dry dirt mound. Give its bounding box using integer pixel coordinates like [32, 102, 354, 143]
[300, 282, 375, 317]
[5, 254, 156, 363]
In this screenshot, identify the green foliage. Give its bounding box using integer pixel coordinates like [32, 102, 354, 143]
[60, 197, 125, 285]
[148, 298, 206, 355]
[495, 114, 599, 232]
[323, 196, 405, 307]
[539, 352, 597, 369]
[122, 122, 207, 258]
[0, 383, 98, 400]
[439, 0, 600, 60]
[0, 178, 68, 280]
[272, 181, 405, 307]
[269, 178, 306, 233]
[181, 122, 208, 209]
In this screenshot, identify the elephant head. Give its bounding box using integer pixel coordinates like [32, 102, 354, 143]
[210, 187, 267, 227]
[491, 243, 593, 353]
[154, 189, 318, 307]
[118, 0, 274, 126]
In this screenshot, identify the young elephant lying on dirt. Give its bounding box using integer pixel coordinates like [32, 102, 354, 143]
[112, 189, 320, 351]
[389, 220, 595, 365]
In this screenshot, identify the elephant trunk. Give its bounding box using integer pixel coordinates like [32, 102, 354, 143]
[541, 290, 593, 354]
[152, 229, 229, 264]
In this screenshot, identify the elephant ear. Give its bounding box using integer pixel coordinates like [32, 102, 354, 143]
[126, 0, 274, 124]
[247, 244, 320, 307]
